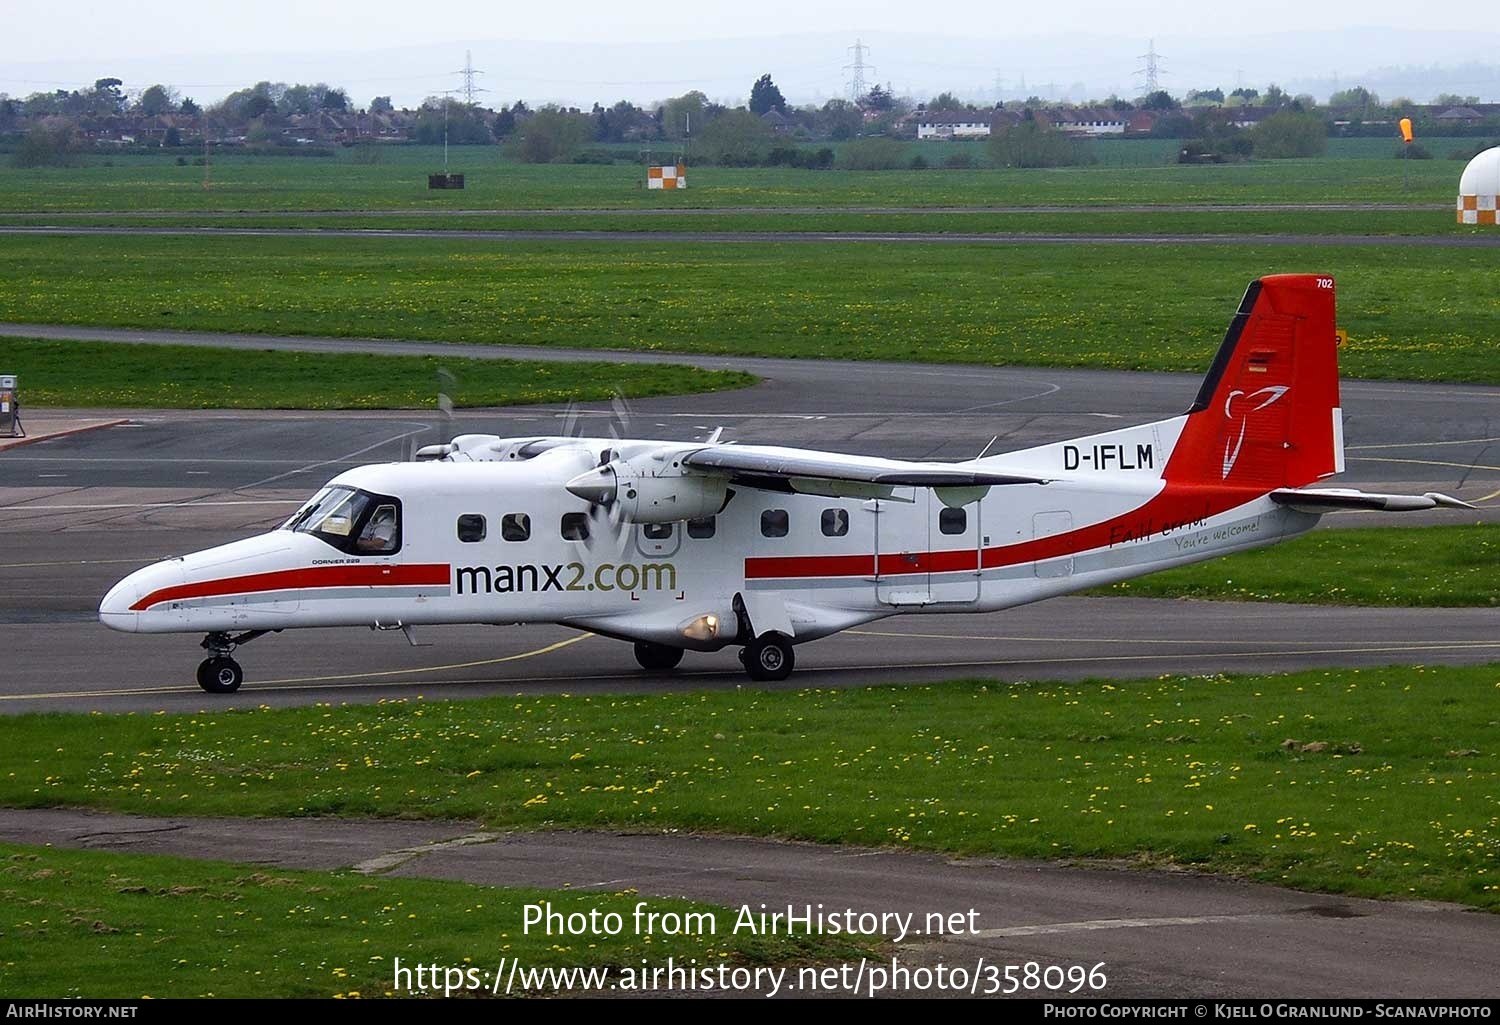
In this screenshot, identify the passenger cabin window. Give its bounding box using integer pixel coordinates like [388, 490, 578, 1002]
[686, 516, 716, 539]
[561, 512, 590, 541]
[283, 485, 402, 556]
[760, 509, 789, 538]
[501, 513, 531, 542]
[939, 507, 968, 535]
[821, 508, 849, 537]
[456, 514, 486, 543]
[643, 522, 673, 540]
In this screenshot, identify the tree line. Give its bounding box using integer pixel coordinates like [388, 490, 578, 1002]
[3, 71, 1491, 170]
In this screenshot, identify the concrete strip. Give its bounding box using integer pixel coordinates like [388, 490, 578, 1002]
[0, 417, 128, 451]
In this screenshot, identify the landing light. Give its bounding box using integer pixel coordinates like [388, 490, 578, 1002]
[681, 614, 719, 642]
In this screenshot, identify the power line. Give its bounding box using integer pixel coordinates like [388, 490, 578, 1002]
[844, 39, 873, 101]
[1134, 39, 1165, 93]
[451, 49, 486, 105]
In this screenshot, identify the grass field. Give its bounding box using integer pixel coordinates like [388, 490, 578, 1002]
[0, 208, 1469, 237]
[3, 665, 1497, 910]
[0, 843, 860, 998]
[1095, 524, 1500, 607]
[0, 146, 1473, 215]
[1, 234, 1495, 383]
[0, 337, 753, 409]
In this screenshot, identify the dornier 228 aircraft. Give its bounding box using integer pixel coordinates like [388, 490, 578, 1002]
[100, 274, 1472, 693]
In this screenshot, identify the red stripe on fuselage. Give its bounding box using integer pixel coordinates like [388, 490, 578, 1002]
[129, 563, 452, 612]
[743, 484, 1265, 580]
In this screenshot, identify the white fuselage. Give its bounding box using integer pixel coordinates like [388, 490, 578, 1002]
[99, 431, 1317, 651]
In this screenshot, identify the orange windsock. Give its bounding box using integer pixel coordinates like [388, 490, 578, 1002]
[1399, 117, 1414, 143]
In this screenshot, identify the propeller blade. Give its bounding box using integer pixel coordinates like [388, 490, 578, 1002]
[574, 488, 630, 556]
[436, 367, 458, 445]
[607, 389, 633, 442]
[559, 399, 581, 439]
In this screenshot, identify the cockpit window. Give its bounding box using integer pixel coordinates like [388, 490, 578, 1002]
[281, 486, 341, 532]
[356, 504, 400, 554]
[284, 485, 402, 555]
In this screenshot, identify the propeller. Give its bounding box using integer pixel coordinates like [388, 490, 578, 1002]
[560, 388, 639, 557]
[566, 450, 637, 558]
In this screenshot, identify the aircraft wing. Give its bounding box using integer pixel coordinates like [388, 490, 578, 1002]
[1269, 488, 1476, 513]
[680, 444, 1048, 490]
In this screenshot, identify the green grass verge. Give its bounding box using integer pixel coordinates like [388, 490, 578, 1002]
[1, 235, 1496, 384]
[0, 843, 860, 998]
[0, 148, 1473, 213]
[1094, 525, 1500, 607]
[3, 666, 1497, 910]
[0, 208, 1469, 237]
[0, 337, 754, 409]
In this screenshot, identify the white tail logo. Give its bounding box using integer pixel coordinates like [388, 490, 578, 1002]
[1222, 386, 1290, 478]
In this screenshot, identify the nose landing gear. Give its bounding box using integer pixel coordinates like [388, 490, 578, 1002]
[195, 630, 268, 694]
[196, 655, 243, 694]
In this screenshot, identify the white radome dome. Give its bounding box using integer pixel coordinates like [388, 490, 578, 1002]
[1458, 146, 1500, 195]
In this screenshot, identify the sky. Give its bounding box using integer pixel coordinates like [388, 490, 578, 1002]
[3, 1, 1497, 107]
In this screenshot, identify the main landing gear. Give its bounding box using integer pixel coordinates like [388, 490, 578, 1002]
[739, 632, 795, 682]
[634, 641, 685, 671]
[195, 630, 269, 694]
[630, 635, 795, 681]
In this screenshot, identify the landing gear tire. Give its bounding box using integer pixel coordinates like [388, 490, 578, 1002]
[634, 641, 685, 671]
[740, 633, 795, 682]
[196, 656, 243, 694]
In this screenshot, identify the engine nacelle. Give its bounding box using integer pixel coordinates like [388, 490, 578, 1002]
[615, 462, 729, 523]
[566, 459, 729, 524]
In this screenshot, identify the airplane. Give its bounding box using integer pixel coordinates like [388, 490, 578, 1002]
[99, 274, 1473, 693]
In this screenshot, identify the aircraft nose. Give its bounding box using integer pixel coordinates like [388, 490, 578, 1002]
[99, 575, 142, 633]
[99, 560, 184, 633]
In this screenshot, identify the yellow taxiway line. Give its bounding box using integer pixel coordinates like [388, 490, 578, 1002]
[0, 633, 592, 702]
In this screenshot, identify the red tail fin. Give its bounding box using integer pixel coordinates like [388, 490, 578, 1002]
[1164, 274, 1343, 490]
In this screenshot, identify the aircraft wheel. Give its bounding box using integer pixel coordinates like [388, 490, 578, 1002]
[741, 634, 794, 682]
[196, 656, 244, 694]
[633, 641, 684, 671]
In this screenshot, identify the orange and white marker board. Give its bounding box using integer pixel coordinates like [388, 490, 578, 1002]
[647, 164, 687, 190]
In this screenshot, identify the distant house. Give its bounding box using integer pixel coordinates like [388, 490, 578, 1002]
[760, 108, 794, 136]
[1041, 106, 1131, 136]
[1435, 106, 1485, 127]
[916, 110, 995, 140]
[1226, 106, 1278, 129]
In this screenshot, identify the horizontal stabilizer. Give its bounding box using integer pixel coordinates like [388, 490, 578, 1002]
[1269, 488, 1477, 513]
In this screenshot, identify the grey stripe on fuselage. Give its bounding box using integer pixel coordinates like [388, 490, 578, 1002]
[160, 585, 451, 611]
